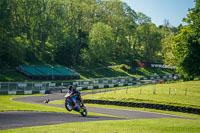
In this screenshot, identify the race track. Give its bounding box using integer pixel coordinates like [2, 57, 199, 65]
[1, 92, 185, 130]
[0, 111, 122, 130]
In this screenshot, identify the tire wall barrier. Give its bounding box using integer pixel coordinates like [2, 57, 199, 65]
[84, 99, 200, 115]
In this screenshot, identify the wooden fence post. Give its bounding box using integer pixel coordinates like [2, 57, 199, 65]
[185, 88, 187, 96]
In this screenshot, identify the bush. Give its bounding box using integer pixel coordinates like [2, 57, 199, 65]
[119, 64, 131, 72]
[194, 77, 200, 81]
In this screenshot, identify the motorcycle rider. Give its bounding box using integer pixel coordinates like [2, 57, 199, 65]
[68, 85, 84, 108]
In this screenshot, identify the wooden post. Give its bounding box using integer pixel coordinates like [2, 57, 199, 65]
[185, 88, 187, 96]
[169, 88, 171, 95]
[153, 86, 156, 95]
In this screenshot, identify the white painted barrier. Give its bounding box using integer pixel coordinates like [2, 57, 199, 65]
[128, 83, 133, 86]
[98, 85, 104, 89]
[93, 81, 99, 84]
[88, 86, 94, 90]
[83, 82, 89, 85]
[163, 76, 167, 78]
[103, 80, 108, 84]
[129, 78, 133, 81]
[157, 76, 160, 79]
[24, 91, 32, 95]
[40, 90, 46, 94]
[118, 83, 123, 87]
[34, 83, 42, 87]
[121, 79, 125, 82]
[18, 83, 27, 87]
[150, 77, 154, 80]
[49, 83, 56, 87]
[73, 82, 79, 85]
[62, 89, 68, 93]
[112, 80, 117, 83]
[77, 87, 82, 91]
[109, 84, 114, 88]
[8, 91, 16, 95]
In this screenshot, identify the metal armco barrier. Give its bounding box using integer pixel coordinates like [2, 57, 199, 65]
[0, 74, 174, 95]
[0, 82, 52, 95]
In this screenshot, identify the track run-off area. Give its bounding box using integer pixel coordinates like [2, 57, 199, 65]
[0, 90, 186, 130]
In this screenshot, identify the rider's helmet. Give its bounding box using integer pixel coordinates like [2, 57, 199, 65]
[68, 85, 74, 91]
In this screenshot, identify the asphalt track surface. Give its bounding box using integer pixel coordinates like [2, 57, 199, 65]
[1, 92, 185, 130]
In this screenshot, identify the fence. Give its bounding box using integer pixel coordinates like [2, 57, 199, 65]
[0, 74, 174, 95]
[72, 74, 174, 91]
[0, 82, 53, 95]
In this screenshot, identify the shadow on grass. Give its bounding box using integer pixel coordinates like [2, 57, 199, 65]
[79, 67, 174, 79]
[79, 68, 129, 78]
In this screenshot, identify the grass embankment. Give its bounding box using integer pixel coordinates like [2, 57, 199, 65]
[0, 65, 174, 81]
[1, 118, 200, 133]
[0, 95, 117, 117]
[78, 65, 174, 79]
[0, 71, 29, 82]
[83, 81, 200, 108]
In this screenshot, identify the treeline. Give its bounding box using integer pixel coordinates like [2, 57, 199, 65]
[0, 0, 199, 78]
[162, 0, 200, 79]
[0, 0, 171, 67]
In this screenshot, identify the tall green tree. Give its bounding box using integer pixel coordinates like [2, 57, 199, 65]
[81, 22, 114, 66]
[136, 23, 162, 62]
[135, 12, 151, 25]
[174, 0, 200, 77]
[162, 34, 176, 65]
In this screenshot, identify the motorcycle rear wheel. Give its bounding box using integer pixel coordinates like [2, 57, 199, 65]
[65, 99, 73, 111]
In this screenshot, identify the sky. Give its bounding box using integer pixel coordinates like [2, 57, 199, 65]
[121, 0, 195, 27]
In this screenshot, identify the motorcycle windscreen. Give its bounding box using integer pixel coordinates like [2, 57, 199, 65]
[65, 93, 70, 97]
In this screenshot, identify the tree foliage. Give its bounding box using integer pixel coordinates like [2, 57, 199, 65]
[136, 23, 162, 62]
[173, 0, 200, 78]
[0, 0, 166, 69]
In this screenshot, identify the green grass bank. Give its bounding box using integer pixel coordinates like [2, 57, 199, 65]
[0, 65, 174, 82]
[83, 81, 200, 109]
[1, 118, 199, 133]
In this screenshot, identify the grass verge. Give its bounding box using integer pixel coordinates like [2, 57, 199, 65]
[0, 95, 119, 117]
[0, 95, 69, 113]
[83, 81, 200, 109]
[0, 118, 199, 133]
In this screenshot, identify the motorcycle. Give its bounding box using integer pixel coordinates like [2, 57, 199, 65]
[65, 92, 87, 117]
